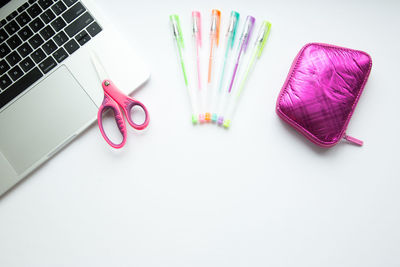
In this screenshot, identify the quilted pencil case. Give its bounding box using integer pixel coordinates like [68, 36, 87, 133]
[276, 43, 372, 148]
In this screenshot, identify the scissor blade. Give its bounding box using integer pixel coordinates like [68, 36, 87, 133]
[90, 50, 109, 82]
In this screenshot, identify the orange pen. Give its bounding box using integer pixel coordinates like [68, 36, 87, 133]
[204, 9, 221, 122]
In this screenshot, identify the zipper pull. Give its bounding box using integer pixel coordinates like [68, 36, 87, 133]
[343, 134, 363, 146]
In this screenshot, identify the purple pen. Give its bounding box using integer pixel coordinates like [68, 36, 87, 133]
[228, 16, 255, 93]
[218, 16, 255, 125]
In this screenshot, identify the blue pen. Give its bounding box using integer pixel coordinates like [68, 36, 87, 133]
[211, 11, 240, 122]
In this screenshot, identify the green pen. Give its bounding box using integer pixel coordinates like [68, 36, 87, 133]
[170, 15, 198, 124]
[223, 21, 271, 128]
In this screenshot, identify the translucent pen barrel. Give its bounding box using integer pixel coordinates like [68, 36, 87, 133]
[213, 37, 231, 123]
[170, 15, 198, 124]
[192, 11, 203, 122]
[193, 35, 203, 122]
[218, 37, 232, 93]
[207, 35, 218, 85]
[193, 38, 201, 90]
[192, 12, 202, 91]
[223, 48, 258, 128]
[207, 33, 219, 122]
[174, 38, 199, 123]
[219, 40, 245, 122]
[213, 11, 240, 123]
[223, 21, 271, 128]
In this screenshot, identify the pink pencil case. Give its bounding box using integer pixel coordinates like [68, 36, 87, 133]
[276, 43, 372, 148]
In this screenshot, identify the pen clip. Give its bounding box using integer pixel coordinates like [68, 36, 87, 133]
[170, 14, 184, 48]
[227, 11, 240, 49]
[210, 9, 221, 46]
[192, 11, 202, 47]
[240, 16, 255, 53]
[255, 21, 271, 58]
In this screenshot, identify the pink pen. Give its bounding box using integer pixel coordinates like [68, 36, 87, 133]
[192, 11, 204, 122]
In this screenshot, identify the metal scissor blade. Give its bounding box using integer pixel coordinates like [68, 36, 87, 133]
[90, 50, 109, 83]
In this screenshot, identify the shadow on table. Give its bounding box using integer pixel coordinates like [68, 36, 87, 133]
[276, 118, 351, 155]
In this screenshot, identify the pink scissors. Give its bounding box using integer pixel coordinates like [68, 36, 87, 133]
[90, 51, 149, 149]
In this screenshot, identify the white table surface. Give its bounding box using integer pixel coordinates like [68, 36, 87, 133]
[1, 0, 399, 266]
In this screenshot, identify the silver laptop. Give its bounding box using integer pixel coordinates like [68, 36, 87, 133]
[0, 0, 150, 196]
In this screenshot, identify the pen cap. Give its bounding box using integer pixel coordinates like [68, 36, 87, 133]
[211, 9, 221, 46]
[241, 16, 255, 53]
[227, 11, 240, 49]
[170, 14, 184, 48]
[192, 11, 202, 47]
[255, 21, 272, 58]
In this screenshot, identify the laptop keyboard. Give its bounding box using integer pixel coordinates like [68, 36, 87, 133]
[0, 0, 102, 109]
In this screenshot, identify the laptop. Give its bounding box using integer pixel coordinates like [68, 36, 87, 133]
[0, 0, 150, 196]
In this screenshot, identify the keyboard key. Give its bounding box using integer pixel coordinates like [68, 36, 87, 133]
[28, 34, 44, 49]
[51, 1, 67, 15]
[31, 48, 46, 63]
[0, 60, 10, 75]
[38, 56, 56, 73]
[65, 12, 93, 38]
[38, 0, 53, 10]
[17, 2, 30, 13]
[52, 47, 68, 63]
[6, 51, 22, 66]
[62, 2, 85, 23]
[20, 57, 35, 72]
[0, 43, 11, 58]
[0, 67, 43, 109]
[86, 21, 102, 37]
[64, 38, 78, 54]
[29, 17, 45, 32]
[40, 9, 56, 24]
[29, 0, 37, 4]
[8, 65, 24, 81]
[18, 26, 33, 41]
[0, 74, 12, 90]
[53, 31, 68, 46]
[6, 11, 18, 22]
[62, 0, 77, 7]
[75, 30, 90, 46]
[39, 25, 55, 40]
[17, 43, 33, 58]
[5, 20, 20, 35]
[6, 35, 22, 50]
[42, 39, 57, 54]
[27, 3, 42, 19]
[0, 29, 9, 43]
[51, 17, 66, 32]
[15, 12, 31, 27]
[0, 19, 7, 28]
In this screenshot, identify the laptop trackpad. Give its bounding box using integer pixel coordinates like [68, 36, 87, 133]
[0, 66, 97, 175]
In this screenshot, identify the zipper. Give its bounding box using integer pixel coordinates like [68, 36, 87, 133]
[342, 134, 363, 146]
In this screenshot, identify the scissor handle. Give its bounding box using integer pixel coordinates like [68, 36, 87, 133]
[121, 97, 150, 130]
[97, 92, 127, 149]
[102, 80, 150, 131]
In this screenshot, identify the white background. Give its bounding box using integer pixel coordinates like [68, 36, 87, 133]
[1, 0, 399, 266]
